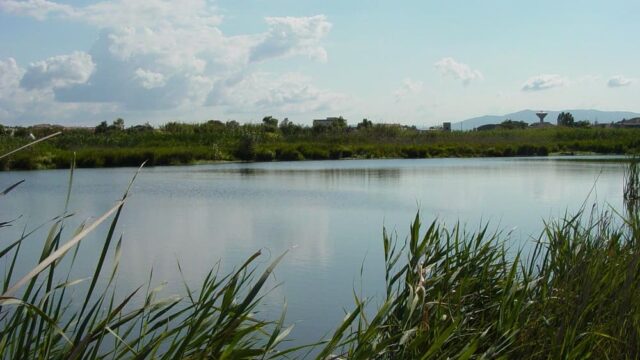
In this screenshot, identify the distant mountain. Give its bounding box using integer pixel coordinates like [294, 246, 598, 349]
[454, 109, 640, 130]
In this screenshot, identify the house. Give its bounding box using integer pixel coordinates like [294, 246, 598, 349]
[312, 117, 346, 128]
[617, 118, 640, 128]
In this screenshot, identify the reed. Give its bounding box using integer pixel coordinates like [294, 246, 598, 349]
[0, 140, 296, 359]
[2, 125, 640, 170]
[1, 138, 640, 359]
[624, 157, 639, 213]
[316, 171, 640, 359]
[0, 172, 296, 359]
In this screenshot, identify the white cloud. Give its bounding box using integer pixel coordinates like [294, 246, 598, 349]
[394, 78, 423, 102]
[250, 15, 332, 63]
[79, 0, 222, 29]
[434, 57, 483, 85]
[0, 57, 116, 124]
[20, 51, 95, 90]
[209, 72, 346, 114]
[0, 0, 74, 20]
[134, 68, 166, 89]
[0, 58, 25, 118]
[607, 75, 633, 88]
[0, 58, 24, 95]
[0, 0, 335, 120]
[1, 3, 334, 124]
[521, 74, 567, 91]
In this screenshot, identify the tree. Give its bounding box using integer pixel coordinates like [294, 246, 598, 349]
[333, 116, 347, 128]
[500, 119, 527, 130]
[279, 118, 303, 136]
[235, 135, 256, 161]
[357, 118, 373, 129]
[574, 120, 591, 128]
[557, 112, 575, 127]
[113, 118, 125, 130]
[226, 120, 240, 129]
[14, 127, 28, 137]
[95, 121, 109, 134]
[262, 116, 278, 132]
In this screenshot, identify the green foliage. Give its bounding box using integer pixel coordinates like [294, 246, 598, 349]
[262, 116, 279, 133]
[2, 139, 640, 359]
[319, 206, 640, 359]
[357, 118, 373, 129]
[235, 136, 256, 161]
[500, 119, 528, 129]
[1, 120, 640, 170]
[625, 157, 640, 215]
[0, 154, 293, 359]
[557, 112, 576, 127]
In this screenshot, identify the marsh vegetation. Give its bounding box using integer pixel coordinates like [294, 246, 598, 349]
[1, 139, 640, 359]
[1, 120, 640, 170]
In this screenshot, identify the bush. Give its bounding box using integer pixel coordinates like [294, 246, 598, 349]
[276, 148, 304, 161]
[298, 145, 329, 160]
[255, 149, 275, 161]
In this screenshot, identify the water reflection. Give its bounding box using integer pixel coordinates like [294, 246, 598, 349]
[199, 165, 402, 185]
[0, 157, 628, 347]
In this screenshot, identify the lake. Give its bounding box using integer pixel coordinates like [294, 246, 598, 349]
[0, 157, 627, 345]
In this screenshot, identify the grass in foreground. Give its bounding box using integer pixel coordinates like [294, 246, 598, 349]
[0, 139, 639, 359]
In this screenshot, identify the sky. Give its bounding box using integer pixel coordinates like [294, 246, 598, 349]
[0, 0, 638, 127]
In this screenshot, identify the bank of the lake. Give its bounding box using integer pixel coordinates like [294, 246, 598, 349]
[1, 157, 639, 358]
[1, 157, 635, 359]
[1, 123, 639, 170]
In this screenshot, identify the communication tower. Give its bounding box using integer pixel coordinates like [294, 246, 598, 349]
[535, 111, 548, 124]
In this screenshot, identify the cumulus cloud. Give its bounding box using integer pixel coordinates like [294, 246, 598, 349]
[394, 78, 423, 102]
[250, 15, 332, 63]
[134, 68, 166, 89]
[0, 57, 116, 124]
[208, 72, 346, 114]
[434, 57, 483, 85]
[607, 75, 633, 88]
[0, 58, 25, 117]
[521, 74, 567, 91]
[0, 58, 24, 94]
[20, 51, 95, 90]
[52, 28, 221, 110]
[0, 0, 336, 122]
[0, 0, 74, 20]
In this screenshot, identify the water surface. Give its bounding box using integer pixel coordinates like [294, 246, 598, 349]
[0, 157, 627, 344]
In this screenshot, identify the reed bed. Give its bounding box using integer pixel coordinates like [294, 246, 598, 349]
[2, 125, 640, 170]
[319, 208, 640, 359]
[1, 138, 639, 359]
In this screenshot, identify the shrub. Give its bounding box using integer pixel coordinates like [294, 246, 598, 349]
[275, 148, 304, 161]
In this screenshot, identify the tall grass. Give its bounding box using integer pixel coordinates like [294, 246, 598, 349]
[0, 174, 296, 358]
[315, 207, 640, 359]
[315, 161, 640, 359]
[0, 140, 296, 359]
[624, 157, 639, 215]
[3, 125, 640, 170]
[2, 137, 640, 359]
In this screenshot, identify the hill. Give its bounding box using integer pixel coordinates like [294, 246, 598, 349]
[454, 109, 640, 130]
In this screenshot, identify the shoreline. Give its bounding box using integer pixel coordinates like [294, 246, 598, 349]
[0, 152, 632, 173]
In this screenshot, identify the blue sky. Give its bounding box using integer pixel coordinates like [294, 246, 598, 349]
[0, 0, 638, 127]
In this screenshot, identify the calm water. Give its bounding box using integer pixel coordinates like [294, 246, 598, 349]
[0, 157, 627, 344]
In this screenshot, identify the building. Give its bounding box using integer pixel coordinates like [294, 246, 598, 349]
[428, 122, 453, 131]
[312, 117, 346, 127]
[617, 118, 640, 128]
